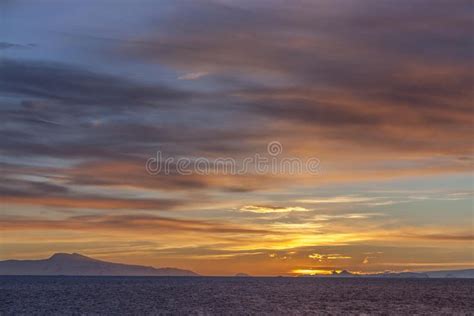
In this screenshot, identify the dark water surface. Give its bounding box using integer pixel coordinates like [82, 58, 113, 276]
[0, 276, 473, 315]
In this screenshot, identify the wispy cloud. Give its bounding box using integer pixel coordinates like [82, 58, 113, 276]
[308, 253, 352, 261]
[178, 71, 209, 80]
[240, 205, 309, 213]
[297, 196, 378, 204]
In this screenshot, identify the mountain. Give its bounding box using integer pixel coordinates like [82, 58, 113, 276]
[299, 268, 474, 278]
[424, 269, 474, 278]
[0, 253, 199, 276]
[333, 270, 353, 277]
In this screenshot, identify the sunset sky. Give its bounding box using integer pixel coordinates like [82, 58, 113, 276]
[1, 0, 473, 276]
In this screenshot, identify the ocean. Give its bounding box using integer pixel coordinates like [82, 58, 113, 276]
[1, 276, 473, 315]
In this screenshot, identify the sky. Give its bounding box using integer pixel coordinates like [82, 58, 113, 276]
[0, 0, 473, 276]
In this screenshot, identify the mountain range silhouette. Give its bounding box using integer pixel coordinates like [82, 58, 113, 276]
[0, 253, 198, 276]
[1, 253, 473, 277]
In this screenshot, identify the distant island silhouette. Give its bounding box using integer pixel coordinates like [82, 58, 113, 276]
[299, 269, 474, 279]
[1, 253, 473, 277]
[0, 253, 198, 276]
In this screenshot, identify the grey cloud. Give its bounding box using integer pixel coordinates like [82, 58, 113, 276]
[0, 42, 36, 50]
[119, 0, 473, 156]
[0, 59, 192, 108]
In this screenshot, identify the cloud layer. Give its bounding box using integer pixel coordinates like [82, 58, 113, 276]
[1, 0, 472, 275]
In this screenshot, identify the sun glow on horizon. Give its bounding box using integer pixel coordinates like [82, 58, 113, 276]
[292, 269, 339, 276]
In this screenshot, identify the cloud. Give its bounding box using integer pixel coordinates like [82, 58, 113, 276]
[0, 42, 36, 50]
[308, 253, 352, 261]
[0, 174, 191, 211]
[119, 0, 473, 160]
[400, 233, 474, 241]
[240, 205, 309, 213]
[2, 195, 184, 211]
[0, 214, 273, 235]
[0, 59, 191, 108]
[129, 0, 473, 75]
[297, 196, 377, 204]
[178, 72, 209, 80]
